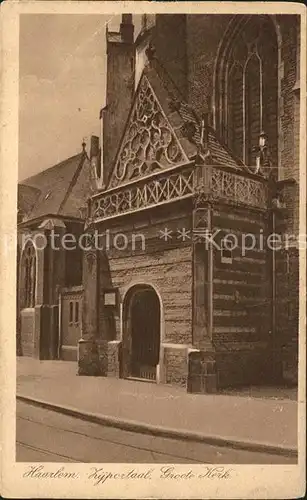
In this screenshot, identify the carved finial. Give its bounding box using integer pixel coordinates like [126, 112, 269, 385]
[145, 42, 156, 61]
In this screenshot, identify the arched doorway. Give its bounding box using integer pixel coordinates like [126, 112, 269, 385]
[122, 285, 161, 381]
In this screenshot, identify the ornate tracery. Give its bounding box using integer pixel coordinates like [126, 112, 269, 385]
[216, 15, 278, 168]
[108, 76, 187, 188]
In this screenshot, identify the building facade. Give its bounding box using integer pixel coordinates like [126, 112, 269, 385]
[17, 147, 93, 360]
[18, 14, 301, 392]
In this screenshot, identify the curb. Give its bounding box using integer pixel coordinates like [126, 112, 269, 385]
[17, 394, 298, 459]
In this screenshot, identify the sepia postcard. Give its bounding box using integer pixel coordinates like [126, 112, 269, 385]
[0, 1, 306, 498]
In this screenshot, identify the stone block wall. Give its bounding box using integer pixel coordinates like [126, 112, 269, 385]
[107, 340, 121, 377]
[103, 207, 194, 346]
[162, 345, 189, 388]
[97, 340, 108, 375]
[154, 15, 188, 98]
[20, 309, 35, 356]
[78, 339, 104, 376]
[212, 205, 269, 346]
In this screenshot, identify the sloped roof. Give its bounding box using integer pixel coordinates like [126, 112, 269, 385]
[144, 60, 244, 170]
[106, 59, 244, 190]
[18, 184, 41, 215]
[19, 152, 92, 222]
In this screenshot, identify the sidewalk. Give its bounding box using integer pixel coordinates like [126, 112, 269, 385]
[17, 357, 298, 455]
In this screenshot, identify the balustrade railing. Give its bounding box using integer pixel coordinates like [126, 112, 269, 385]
[210, 167, 268, 209]
[90, 164, 268, 222]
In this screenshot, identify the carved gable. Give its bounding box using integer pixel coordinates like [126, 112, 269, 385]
[108, 75, 189, 189]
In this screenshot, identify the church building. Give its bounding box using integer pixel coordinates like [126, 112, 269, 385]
[17, 14, 301, 392]
[17, 147, 91, 360]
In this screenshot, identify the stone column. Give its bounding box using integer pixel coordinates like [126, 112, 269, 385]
[189, 165, 217, 393]
[192, 173, 215, 350]
[98, 250, 117, 376]
[78, 245, 102, 375]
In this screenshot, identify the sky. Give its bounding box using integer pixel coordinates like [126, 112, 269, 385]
[19, 14, 141, 181]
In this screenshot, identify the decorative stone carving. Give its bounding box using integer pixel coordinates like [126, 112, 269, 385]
[110, 77, 187, 188]
[83, 218, 96, 249]
[192, 190, 213, 244]
[211, 168, 268, 208]
[94, 164, 194, 220]
[84, 215, 95, 231]
[193, 184, 216, 208]
[193, 208, 209, 229]
[92, 163, 268, 222]
[85, 251, 97, 271]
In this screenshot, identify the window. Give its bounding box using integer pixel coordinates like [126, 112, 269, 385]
[69, 300, 80, 326]
[220, 239, 233, 264]
[22, 242, 36, 308]
[216, 16, 278, 168]
[75, 301, 79, 325]
[69, 301, 74, 324]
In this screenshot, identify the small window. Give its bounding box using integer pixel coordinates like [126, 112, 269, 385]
[221, 239, 233, 264]
[69, 301, 74, 324]
[75, 301, 79, 324]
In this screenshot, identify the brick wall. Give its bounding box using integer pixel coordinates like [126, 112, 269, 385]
[103, 38, 134, 185]
[216, 347, 272, 388]
[185, 14, 299, 190]
[154, 15, 188, 98]
[186, 14, 232, 117]
[183, 14, 300, 386]
[276, 16, 299, 236]
[275, 246, 299, 384]
[278, 15, 299, 180]
[212, 205, 269, 346]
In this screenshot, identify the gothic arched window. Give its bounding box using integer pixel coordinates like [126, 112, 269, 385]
[216, 15, 278, 168]
[22, 242, 36, 308]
